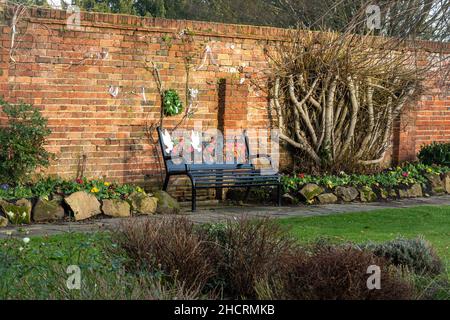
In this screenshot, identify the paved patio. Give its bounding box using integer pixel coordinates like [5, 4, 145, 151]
[1, 195, 450, 238]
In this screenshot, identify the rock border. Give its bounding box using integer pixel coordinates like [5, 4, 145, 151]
[0, 190, 180, 226]
[287, 172, 450, 205]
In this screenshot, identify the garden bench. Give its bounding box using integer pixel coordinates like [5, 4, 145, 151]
[157, 127, 282, 211]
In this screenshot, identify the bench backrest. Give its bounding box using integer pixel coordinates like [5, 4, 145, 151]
[157, 127, 252, 174]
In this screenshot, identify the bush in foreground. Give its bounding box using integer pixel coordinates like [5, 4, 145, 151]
[200, 219, 296, 299]
[110, 217, 217, 293]
[359, 237, 444, 276]
[276, 245, 414, 300]
[0, 232, 208, 300]
[110, 217, 419, 300]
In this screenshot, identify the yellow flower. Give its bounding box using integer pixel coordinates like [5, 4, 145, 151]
[91, 187, 99, 193]
[426, 168, 433, 173]
[136, 187, 144, 193]
[104, 182, 111, 187]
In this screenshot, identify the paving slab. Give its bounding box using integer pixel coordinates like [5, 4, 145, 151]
[1, 195, 450, 239]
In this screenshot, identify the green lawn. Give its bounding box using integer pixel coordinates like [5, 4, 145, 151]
[279, 205, 450, 272]
[1, 205, 449, 299]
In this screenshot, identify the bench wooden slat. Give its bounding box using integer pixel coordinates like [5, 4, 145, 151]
[193, 176, 279, 181]
[189, 171, 274, 177]
[195, 183, 279, 189]
[157, 126, 281, 211]
[195, 181, 279, 186]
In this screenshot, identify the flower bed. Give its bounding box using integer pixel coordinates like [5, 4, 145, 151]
[282, 163, 450, 204]
[0, 178, 180, 226]
[0, 177, 142, 201]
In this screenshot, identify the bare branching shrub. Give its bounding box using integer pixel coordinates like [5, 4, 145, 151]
[268, 30, 433, 172]
[201, 218, 297, 299]
[110, 218, 422, 300]
[278, 246, 415, 300]
[110, 217, 217, 292]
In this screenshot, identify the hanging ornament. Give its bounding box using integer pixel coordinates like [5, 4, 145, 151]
[142, 87, 147, 103]
[108, 86, 119, 97]
[196, 45, 218, 71]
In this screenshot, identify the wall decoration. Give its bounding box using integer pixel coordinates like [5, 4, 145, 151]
[163, 89, 183, 116]
[142, 87, 147, 103]
[190, 131, 202, 152]
[108, 86, 119, 98]
[162, 129, 174, 153]
[196, 45, 218, 71]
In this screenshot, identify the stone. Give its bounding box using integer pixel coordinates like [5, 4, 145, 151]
[379, 188, 398, 200]
[299, 184, 324, 201]
[102, 199, 131, 218]
[51, 194, 64, 204]
[398, 183, 423, 198]
[390, 189, 399, 198]
[0, 216, 8, 228]
[445, 173, 450, 193]
[380, 188, 389, 200]
[0, 199, 8, 208]
[153, 190, 180, 215]
[317, 193, 338, 204]
[426, 173, 445, 194]
[0, 199, 32, 224]
[129, 192, 158, 215]
[359, 186, 377, 202]
[335, 186, 359, 202]
[65, 191, 101, 221]
[33, 198, 65, 222]
[282, 193, 297, 205]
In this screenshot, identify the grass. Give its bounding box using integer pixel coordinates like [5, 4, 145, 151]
[279, 205, 450, 274]
[1, 205, 449, 299]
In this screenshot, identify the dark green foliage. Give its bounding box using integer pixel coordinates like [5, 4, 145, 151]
[163, 89, 183, 116]
[0, 176, 144, 201]
[418, 142, 450, 166]
[359, 237, 444, 276]
[282, 163, 449, 193]
[72, 0, 136, 15]
[16, 1, 447, 41]
[0, 99, 52, 184]
[31, 0, 445, 41]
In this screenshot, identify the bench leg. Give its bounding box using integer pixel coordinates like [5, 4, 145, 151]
[277, 184, 282, 207]
[244, 187, 251, 202]
[192, 186, 197, 212]
[163, 175, 170, 191]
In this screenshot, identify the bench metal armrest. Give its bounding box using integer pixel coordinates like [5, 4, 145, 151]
[185, 163, 252, 172]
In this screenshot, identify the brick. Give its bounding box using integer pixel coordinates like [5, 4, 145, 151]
[0, 4, 448, 197]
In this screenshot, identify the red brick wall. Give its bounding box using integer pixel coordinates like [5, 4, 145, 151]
[0, 5, 449, 189]
[0, 6, 284, 188]
[393, 66, 450, 163]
